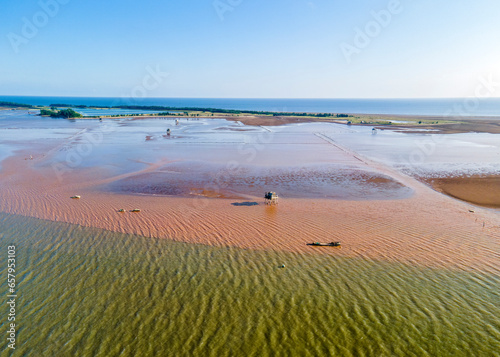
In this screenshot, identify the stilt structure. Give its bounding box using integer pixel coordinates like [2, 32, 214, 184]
[264, 192, 278, 205]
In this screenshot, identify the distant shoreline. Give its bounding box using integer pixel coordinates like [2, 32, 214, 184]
[2, 96, 500, 116]
[2, 102, 500, 134]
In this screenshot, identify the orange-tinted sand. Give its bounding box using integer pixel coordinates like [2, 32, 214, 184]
[1, 141, 498, 275]
[212, 114, 500, 134]
[423, 175, 500, 209]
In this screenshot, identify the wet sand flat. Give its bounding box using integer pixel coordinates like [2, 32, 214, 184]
[0, 158, 498, 274]
[108, 163, 412, 200]
[0, 113, 499, 274]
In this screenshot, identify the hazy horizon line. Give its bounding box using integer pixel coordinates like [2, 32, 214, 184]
[2, 95, 500, 100]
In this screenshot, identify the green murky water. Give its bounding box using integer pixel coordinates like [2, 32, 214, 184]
[0, 213, 498, 356]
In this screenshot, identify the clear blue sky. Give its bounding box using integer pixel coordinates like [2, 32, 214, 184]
[1, 0, 499, 98]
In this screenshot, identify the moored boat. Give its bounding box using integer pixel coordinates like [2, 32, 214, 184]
[308, 242, 341, 247]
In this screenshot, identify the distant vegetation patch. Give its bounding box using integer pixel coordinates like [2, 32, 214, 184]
[46, 103, 351, 118]
[40, 108, 82, 118]
[0, 101, 35, 108]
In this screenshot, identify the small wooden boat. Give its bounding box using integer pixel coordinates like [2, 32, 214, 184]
[118, 209, 125, 212]
[131, 209, 141, 212]
[70, 195, 81, 199]
[308, 242, 341, 247]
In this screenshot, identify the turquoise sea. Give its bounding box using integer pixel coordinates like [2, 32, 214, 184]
[2, 96, 500, 116]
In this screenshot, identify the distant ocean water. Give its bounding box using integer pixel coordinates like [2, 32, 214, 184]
[2, 96, 500, 116]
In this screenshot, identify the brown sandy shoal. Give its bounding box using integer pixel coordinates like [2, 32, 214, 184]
[380, 121, 500, 134]
[165, 113, 500, 134]
[130, 114, 500, 134]
[0, 148, 499, 275]
[422, 175, 500, 208]
[228, 116, 500, 134]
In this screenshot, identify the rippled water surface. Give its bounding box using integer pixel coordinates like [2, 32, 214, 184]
[0, 213, 498, 356]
